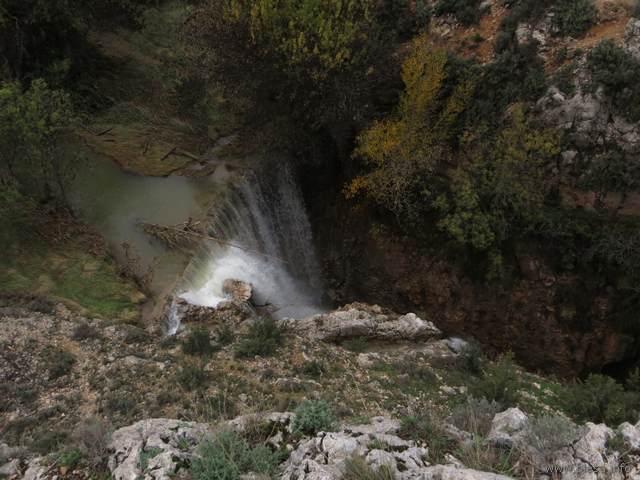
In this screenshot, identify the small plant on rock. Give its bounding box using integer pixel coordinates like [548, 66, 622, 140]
[58, 449, 84, 469]
[191, 431, 279, 480]
[292, 400, 336, 436]
[343, 455, 396, 480]
[235, 317, 285, 358]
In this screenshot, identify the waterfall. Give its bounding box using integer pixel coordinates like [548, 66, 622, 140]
[167, 162, 324, 333]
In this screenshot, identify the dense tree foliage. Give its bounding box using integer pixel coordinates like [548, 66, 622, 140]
[0, 80, 74, 202]
[587, 40, 640, 123]
[186, 0, 424, 131]
[349, 33, 559, 276]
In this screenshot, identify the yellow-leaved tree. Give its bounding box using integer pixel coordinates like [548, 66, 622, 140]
[347, 33, 476, 219]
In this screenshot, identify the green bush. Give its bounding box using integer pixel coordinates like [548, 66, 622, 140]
[553, 63, 576, 96]
[456, 343, 489, 376]
[292, 400, 336, 435]
[435, 0, 483, 25]
[191, 431, 279, 480]
[469, 353, 521, 407]
[182, 328, 218, 357]
[587, 40, 640, 122]
[563, 373, 639, 425]
[552, 0, 597, 37]
[235, 317, 285, 358]
[299, 360, 328, 377]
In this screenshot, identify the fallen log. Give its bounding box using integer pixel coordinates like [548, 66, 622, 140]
[140, 221, 288, 264]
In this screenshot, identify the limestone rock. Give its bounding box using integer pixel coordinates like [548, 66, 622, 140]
[281, 417, 428, 480]
[108, 418, 211, 480]
[226, 411, 295, 435]
[412, 465, 515, 480]
[283, 303, 442, 343]
[22, 458, 46, 480]
[222, 279, 253, 303]
[618, 421, 640, 451]
[487, 408, 528, 448]
[625, 19, 640, 61]
[0, 459, 20, 478]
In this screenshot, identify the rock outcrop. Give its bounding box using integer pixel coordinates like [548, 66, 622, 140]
[282, 303, 442, 343]
[222, 279, 253, 303]
[108, 419, 210, 480]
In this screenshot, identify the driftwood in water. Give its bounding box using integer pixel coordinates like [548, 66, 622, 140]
[140, 221, 287, 264]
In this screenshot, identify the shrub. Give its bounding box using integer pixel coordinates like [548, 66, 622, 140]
[71, 417, 111, 468]
[587, 40, 640, 122]
[523, 414, 580, 462]
[191, 431, 279, 480]
[627, 368, 640, 392]
[103, 394, 136, 416]
[235, 317, 285, 358]
[72, 323, 102, 341]
[449, 397, 502, 437]
[342, 337, 368, 353]
[553, 63, 576, 96]
[216, 324, 235, 346]
[292, 400, 336, 435]
[399, 413, 456, 463]
[456, 343, 489, 376]
[552, 0, 597, 37]
[469, 353, 521, 407]
[343, 455, 396, 480]
[455, 436, 518, 476]
[42, 347, 76, 380]
[182, 328, 218, 356]
[563, 373, 638, 425]
[299, 360, 328, 377]
[176, 361, 209, 391]
[435, 0, 483, 25]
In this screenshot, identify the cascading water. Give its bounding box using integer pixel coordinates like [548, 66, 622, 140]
[167, 162, 324, 333]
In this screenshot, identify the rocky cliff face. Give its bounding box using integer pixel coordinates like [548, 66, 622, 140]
[310, 16, 640, 377]
[317, 213, 636, 376]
